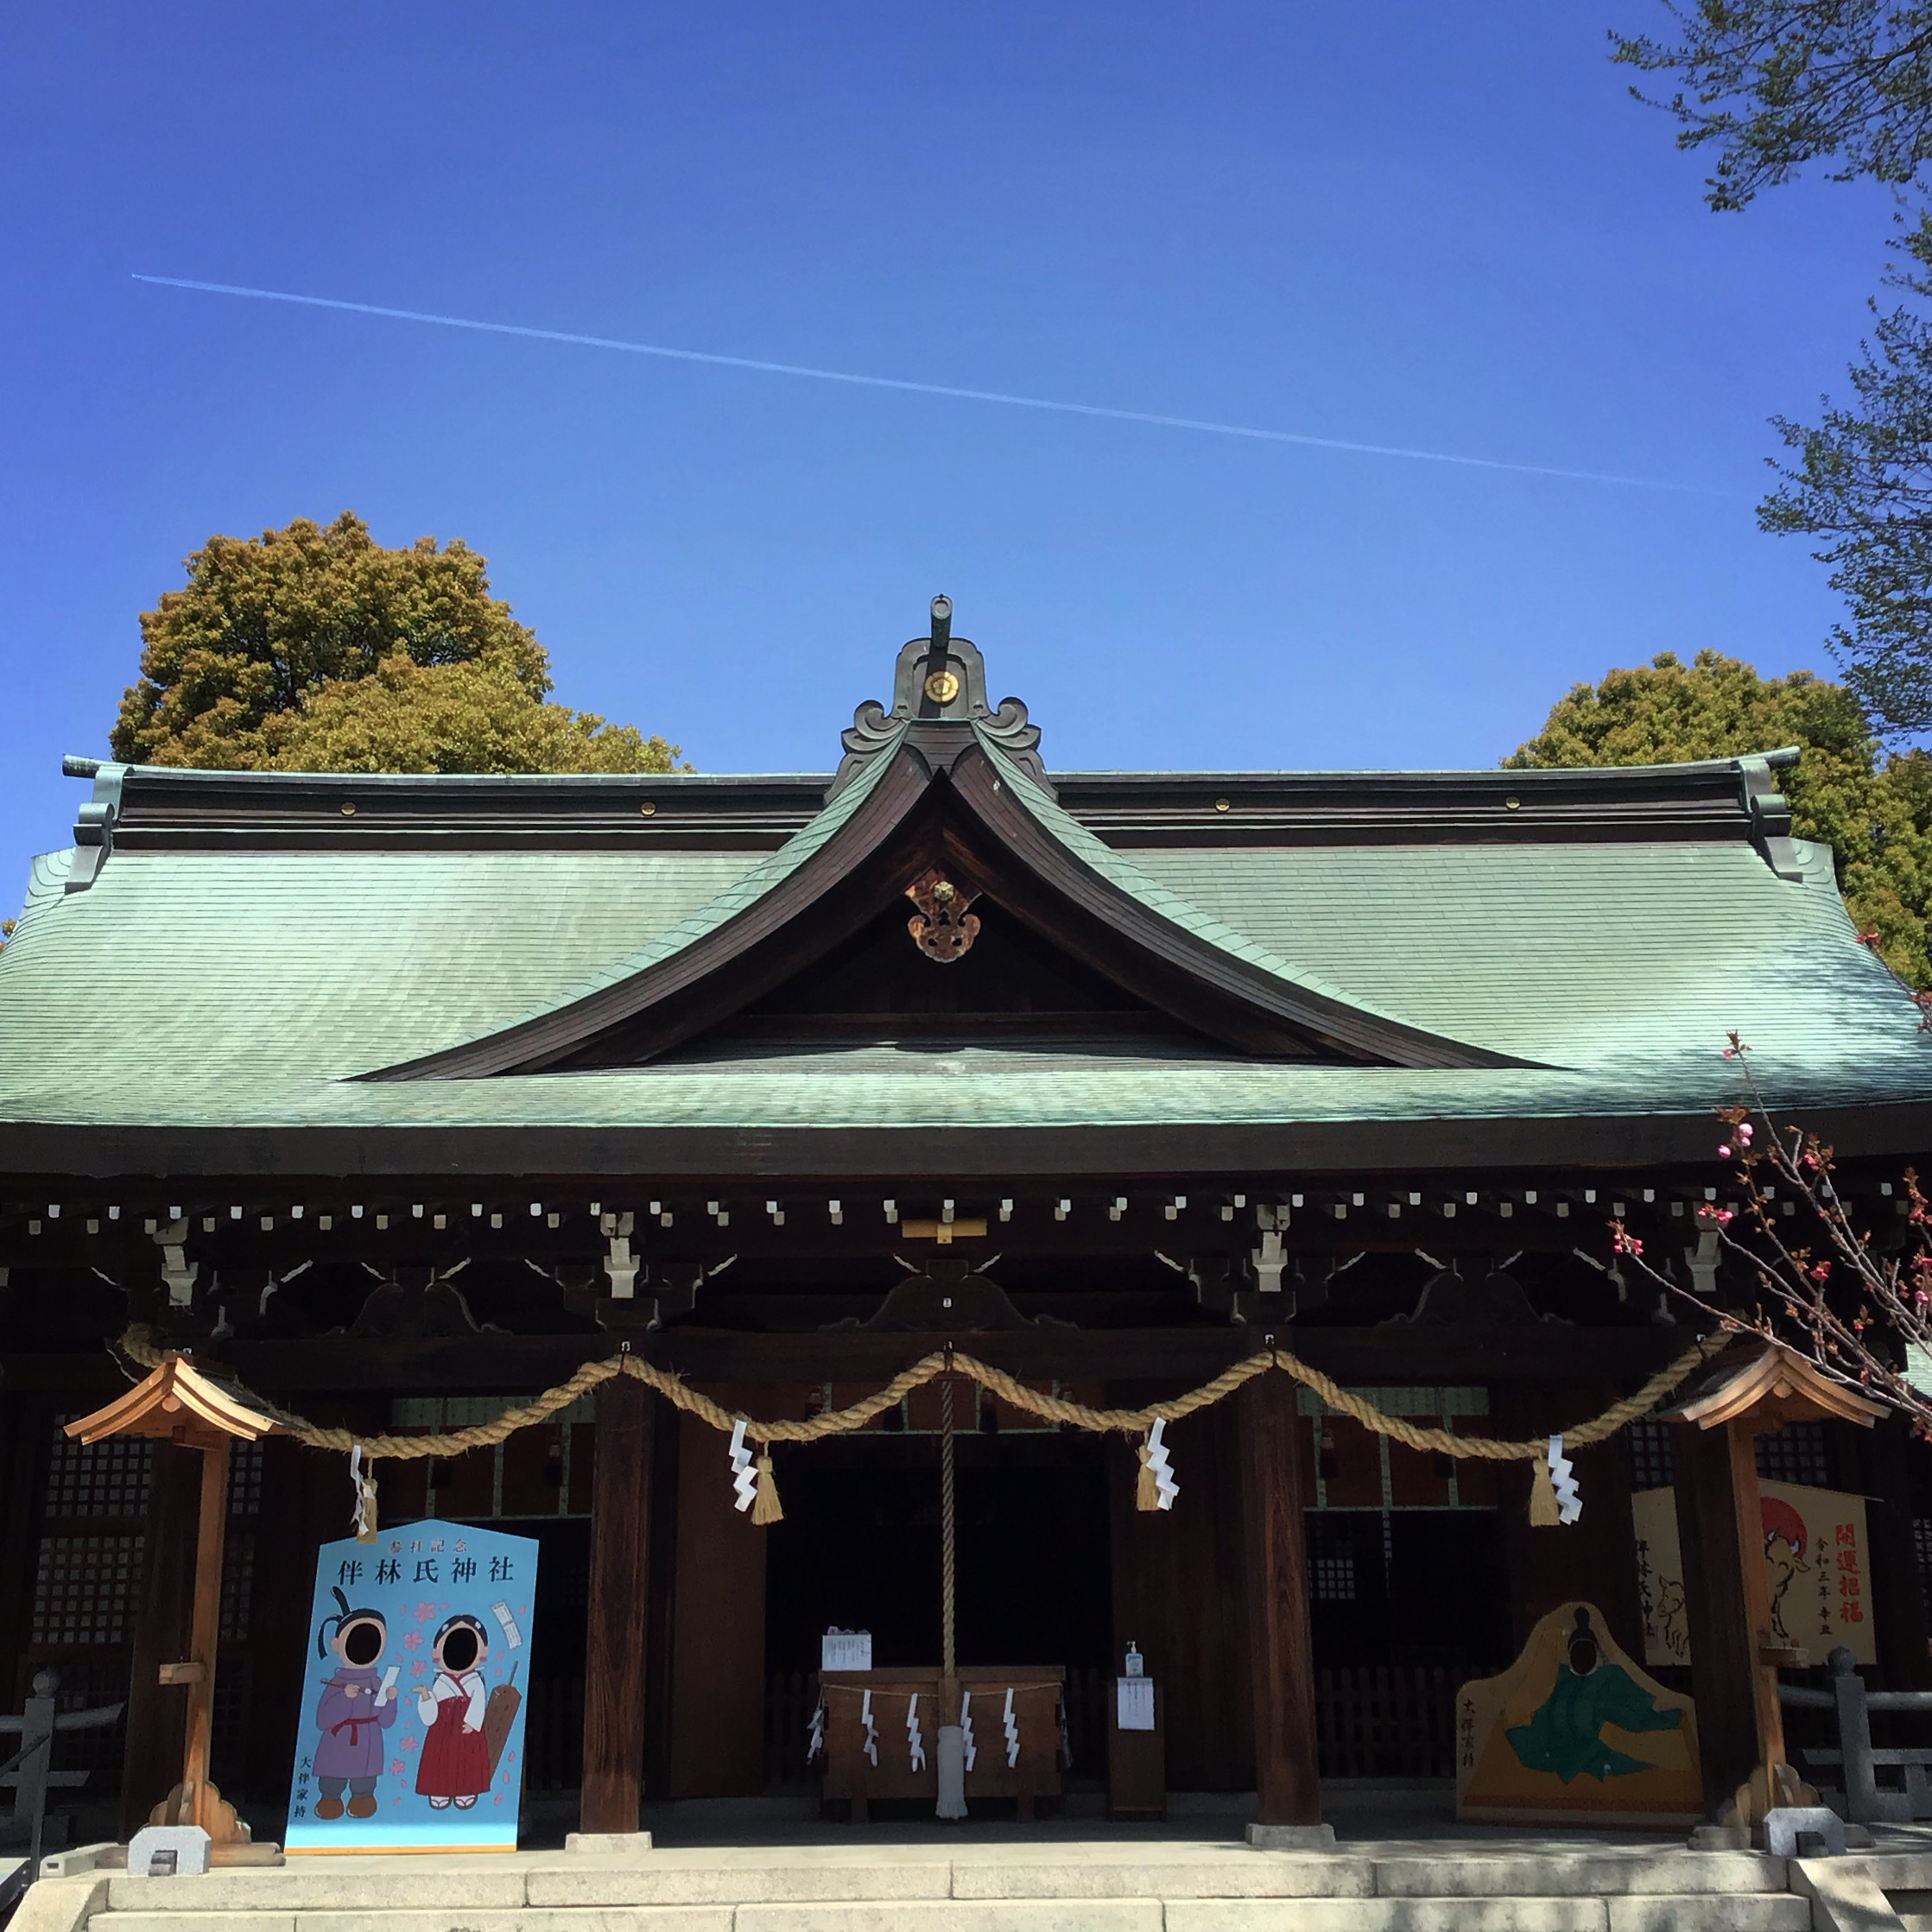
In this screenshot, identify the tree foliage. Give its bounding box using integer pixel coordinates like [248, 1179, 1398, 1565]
[1760, 215, 1932, 734]
[1609, 7, 1932, 731]
[111, 512, 682, 775]
[1611, 1, 1932, 211]
[1507, 647, 1932, 980]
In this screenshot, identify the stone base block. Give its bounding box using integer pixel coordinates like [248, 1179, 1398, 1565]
[1687, 1824, 1751, 1851]
[564, 1831, 656, 1856]
[1243, 1823, 1338, 1851]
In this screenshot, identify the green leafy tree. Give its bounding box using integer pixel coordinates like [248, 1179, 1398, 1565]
[1759, 216, 1932, 735]
[111, 512, 683, 774]
[1507, 648, 1932, 981]
[1610, 4, 1932, 736]
[1611, 2, 1932, 212]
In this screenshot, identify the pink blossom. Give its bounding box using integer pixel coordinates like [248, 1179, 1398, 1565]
[1810, 1263, 1832, 1283]
[402, 1631, 421, 1651]
[390, 1758, 404, 1778]
[1738, 1123, 1754, 1144]
[1715, 1209, 1735, 1224]
[1718, 1145, 1732, 1159]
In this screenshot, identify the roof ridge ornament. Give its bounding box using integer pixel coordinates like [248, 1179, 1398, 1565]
[830, 595, 1048, 799]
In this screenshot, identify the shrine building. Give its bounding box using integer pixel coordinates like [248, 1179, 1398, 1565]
[3, 599, 1931, 1840]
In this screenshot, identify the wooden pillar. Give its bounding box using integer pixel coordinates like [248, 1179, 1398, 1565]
[121, 1441, 201, 1836]
[1671, 1418, 1785, 1821]
[580, 1374, 655, 1834]
[181, 1437, 232, 1832]
[1108, 1394, 1254, 1791]
[1238, 1371, 1321, 1829]
[667, 1406, 768, 1799]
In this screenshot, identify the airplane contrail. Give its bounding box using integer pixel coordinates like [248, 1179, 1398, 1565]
[132, 274, 1713, 493]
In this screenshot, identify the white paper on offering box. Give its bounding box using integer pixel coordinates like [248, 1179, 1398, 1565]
[821, 1631, 872, 1670]
[1116, 1678, 1156, 1731]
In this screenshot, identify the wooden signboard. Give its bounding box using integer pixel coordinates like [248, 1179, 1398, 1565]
[1457, 1599, 1701, 1829]
[1632, 1482, 1878, 1669]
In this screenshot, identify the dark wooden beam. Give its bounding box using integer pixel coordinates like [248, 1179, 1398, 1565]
[11, 1099, 1930, 1180]
[10, 1320, 1691, 1397]
[580, 1376, 656, 1834]
[1238, 1370, 1321, 1829]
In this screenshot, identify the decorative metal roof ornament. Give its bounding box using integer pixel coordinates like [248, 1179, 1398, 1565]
[905, 865, 981, 962]
[831, 594, 1050, 799]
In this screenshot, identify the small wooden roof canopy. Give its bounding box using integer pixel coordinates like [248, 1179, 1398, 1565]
[1662, 1338, 1887, 1431]
[65, 1351, 288, 1450]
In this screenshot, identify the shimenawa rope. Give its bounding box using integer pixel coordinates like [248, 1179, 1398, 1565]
[115, 1322, 1720, 1523]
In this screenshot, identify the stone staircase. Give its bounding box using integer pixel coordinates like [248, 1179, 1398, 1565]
[7, 1838, 1891, 1932]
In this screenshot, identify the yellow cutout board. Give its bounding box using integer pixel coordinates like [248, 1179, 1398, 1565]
[1631, 1482, 1876, 1669]
[1456, 1600, 1701, 1827]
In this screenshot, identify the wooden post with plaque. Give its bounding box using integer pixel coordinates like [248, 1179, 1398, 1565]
[1662, 1340, 1884, 1831]
[66, 1352, 288, 1864]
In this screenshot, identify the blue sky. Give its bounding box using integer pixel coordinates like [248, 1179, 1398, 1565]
[0, 2, 1903, 893]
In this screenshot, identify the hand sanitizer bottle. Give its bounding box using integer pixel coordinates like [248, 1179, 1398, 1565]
[1124, 1643, 1143, 1679]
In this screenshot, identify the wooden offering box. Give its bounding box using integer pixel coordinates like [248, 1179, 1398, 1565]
[819, 1667, 1066, 1821]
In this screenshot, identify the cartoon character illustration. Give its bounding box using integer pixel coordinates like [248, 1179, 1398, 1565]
[1654, 1579, 1688, 1662]
[1505, 1607, 1684, 1783]
[312, 1587, 400, 1819]
[415, 1613, 492, 1808]
[1761, 1495, 1811, 1645]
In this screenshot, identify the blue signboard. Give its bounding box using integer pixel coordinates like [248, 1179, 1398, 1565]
[285, 1518, 539, 1854]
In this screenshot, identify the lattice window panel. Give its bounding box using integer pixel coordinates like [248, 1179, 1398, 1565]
[1757, 1422, 1832, 1488]
[1626, 1418, 1675, 1492]
[388, 1393, 593, 1519]
[42, 1423, 151, 1518]
[1916, 1519, 1932, 1602]
[30, 1536, 143, 1646]
[211, 1664, 250, 1761]
[228, 1440, 264, 1518]
[220, 1530, 256, 1644]
[1310, 1555, 1357, 1602]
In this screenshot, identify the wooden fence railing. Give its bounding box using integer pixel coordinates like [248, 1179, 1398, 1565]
[765, 1662, 1479, 1790]
[1315, 1665, 1477, 1780]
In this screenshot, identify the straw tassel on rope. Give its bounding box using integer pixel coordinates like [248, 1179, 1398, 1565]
[1528, 1454, 1561, 1528]
[751, 1451, 783, 1525]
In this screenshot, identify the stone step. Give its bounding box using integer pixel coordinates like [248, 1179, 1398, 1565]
[85, 1849, 1790, 1913]
[85, 1899, 1814, 1932]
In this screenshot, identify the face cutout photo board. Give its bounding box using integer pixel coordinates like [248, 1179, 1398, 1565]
[286, 1519, 540, 1853]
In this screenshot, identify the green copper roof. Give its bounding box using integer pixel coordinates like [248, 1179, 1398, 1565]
[1, 759, 1927, 1164]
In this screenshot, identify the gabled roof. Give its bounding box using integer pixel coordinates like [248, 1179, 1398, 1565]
[364, 716, 1526, 1080]
[2, 606, 1928, 1177]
